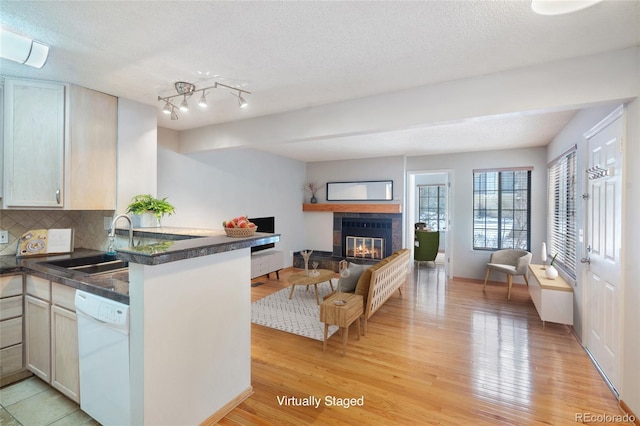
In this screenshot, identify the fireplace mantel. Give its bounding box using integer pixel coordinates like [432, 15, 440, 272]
[302, 203, 401, 213]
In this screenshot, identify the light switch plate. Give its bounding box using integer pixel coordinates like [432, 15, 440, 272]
[0, 230, 8, 244]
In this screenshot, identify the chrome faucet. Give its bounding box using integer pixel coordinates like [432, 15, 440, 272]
[108, 214, 134, 247]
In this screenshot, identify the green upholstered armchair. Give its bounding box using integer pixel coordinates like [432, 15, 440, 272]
[414, 230, 439, 264]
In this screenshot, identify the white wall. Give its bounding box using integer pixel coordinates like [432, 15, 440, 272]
[117, 98, 158, 213]
[407, 147, 547, 282]
[303, 156, 405, 252]
[157, 129, 307, 267]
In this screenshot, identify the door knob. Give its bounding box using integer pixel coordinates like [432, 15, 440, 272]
[580, 257, 591, 265]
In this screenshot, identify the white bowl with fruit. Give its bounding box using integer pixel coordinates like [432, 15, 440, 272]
[223, 216, 258, 237]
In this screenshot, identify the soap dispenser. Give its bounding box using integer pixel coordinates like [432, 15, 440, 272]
[107, 236, 116, 255]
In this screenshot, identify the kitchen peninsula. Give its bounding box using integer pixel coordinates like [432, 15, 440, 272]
[115, 227, 280, 425]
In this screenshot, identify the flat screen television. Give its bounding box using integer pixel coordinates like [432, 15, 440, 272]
[248, 216, 275, 252]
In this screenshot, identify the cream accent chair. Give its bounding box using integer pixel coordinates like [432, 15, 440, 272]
[483, 249, 532, 300]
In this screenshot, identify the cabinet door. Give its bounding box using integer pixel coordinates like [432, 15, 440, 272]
[3, 79, 65, 208]
[269, 251, 284, 273]
[51, 305, 79, 402]
[67, 85, 117, 209]
[25, 295, 51, 382]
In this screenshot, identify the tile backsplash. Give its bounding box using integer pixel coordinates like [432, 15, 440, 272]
[0, 210, 114, 256]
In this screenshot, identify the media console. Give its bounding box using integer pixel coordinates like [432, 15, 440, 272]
[251, 250, 283, 279]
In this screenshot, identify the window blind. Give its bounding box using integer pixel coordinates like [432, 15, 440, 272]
[548, 148, 577, 279]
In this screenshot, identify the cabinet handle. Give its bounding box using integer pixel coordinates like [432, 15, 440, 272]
[56, 189, 60, 204]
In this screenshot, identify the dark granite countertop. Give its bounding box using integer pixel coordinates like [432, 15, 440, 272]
[1, 227, 281, 305]
[114, 226, 280, 266]
[1, 249, 130, 304]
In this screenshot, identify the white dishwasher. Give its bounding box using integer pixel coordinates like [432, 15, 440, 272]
[75, 290, 131, 426]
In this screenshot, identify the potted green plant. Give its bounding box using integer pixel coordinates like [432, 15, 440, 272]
[126, 194, 175, 227]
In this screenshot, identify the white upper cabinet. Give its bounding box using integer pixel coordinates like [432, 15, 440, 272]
[2, 78, 117, 210]
[66, 84, 117, 210]
[3, 79, 65, 208]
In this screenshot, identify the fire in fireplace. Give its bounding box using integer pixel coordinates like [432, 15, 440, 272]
[340, 217, 393, 259]
[345, 236, 385, 260]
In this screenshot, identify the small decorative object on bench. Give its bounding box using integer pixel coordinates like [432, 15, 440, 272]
[223, 216, 257, 237]
[545, 253, 559, 279]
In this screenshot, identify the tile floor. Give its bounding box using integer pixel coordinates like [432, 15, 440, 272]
[0, 377, 98, 426]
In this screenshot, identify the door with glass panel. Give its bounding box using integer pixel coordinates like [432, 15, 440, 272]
[417, 184, 448, 266]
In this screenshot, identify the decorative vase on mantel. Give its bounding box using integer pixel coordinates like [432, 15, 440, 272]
[545, 265, 558, 280]
[310, 195, 318, 204]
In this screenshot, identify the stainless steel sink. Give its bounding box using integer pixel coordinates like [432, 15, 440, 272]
[42, 254, 128, 276]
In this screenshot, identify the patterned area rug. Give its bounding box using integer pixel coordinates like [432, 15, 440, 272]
[251, 280, 339, 341]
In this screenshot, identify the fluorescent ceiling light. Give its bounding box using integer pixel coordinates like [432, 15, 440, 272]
[0, 28, 50, 68]
[531, 0, 603, 15]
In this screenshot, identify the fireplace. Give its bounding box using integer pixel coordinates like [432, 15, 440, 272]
[338, 216, 395, 259]
[345, 236, 385, 260]
[294, 212, 402, 272]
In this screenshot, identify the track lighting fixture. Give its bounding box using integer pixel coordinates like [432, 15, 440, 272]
[157, 81, 250, 120]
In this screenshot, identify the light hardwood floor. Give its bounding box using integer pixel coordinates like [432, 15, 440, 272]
[219, 264, 622, 425]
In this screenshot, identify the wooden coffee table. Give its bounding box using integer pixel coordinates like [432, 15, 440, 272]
[320, 292, 364, 355]
[287, 269, 335, 304]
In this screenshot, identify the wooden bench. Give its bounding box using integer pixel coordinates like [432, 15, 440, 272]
[527, 264, 574, 326]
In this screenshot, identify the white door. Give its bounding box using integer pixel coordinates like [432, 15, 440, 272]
[584, 107, 623, 393]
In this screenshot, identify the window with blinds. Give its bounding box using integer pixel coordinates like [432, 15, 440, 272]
[548, 148, 577, 279]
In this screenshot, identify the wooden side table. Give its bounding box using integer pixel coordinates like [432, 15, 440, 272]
[320, 292, 364, 355]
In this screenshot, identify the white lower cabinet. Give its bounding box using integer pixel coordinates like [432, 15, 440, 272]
[251, 250, 284, 279]
[0, 274, 25, 383]
[25, 276, 80, 403]
[51, 305, 79, 402]
[25, 294, 51, 382]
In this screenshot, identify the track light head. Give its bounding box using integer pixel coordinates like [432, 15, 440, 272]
[170, 106, 179, 120]
[179, 95, 189, 112]
[162, 102, 171, 115]
[198, 91, 208, 108]
[238, 95, 248, 109]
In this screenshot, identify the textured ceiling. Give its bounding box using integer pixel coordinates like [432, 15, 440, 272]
[1, 1, 639, 161]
